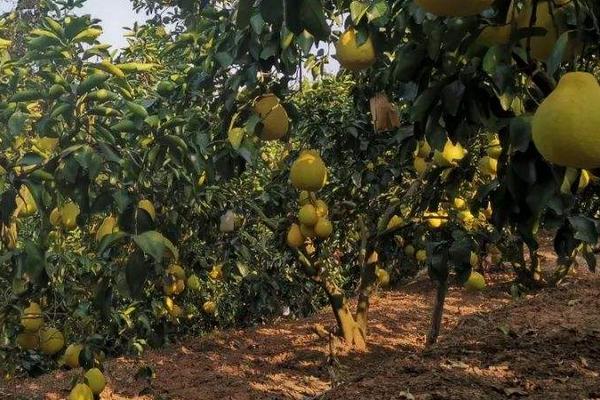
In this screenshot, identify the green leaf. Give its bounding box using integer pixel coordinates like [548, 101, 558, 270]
[215, 52, 234, 68]
[236, 0, 253, 28]
[509, 116, 532, 153]
[8, 111, 27, 137]
[98, 231, 129, 255]
[300, 0, 330, 41]
[568, 216, 598, 244]
[260, 0, 283, 24]
[546, 31, 569, 76]
[250, 13, 265, 35]
[350, 1, 369, 24]
[366, 1, 388, 23]
[133, 231, 178, 262]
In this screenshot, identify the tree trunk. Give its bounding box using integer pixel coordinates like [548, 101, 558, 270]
[321, 278, 366, 350]
[426, 279, 448, 347]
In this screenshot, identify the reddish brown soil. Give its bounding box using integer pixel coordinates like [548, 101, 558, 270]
[3, 267, 599, 400]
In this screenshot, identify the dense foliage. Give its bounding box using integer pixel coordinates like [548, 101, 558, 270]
[0, 0, 599, 388]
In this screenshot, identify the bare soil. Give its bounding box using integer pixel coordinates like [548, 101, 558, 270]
[3, 264, 599, 400]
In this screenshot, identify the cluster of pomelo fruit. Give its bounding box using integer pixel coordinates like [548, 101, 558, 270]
[286, 150, 332, 248]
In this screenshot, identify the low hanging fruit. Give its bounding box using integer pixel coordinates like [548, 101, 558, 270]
[464, 271, 486, 291]
[515, 0, 563, 61]
[486, 136, 502, 159]
[253, 94, 289, 140]
[95, 215, 118, 242]
[290, 150, 328, 192]
[416, 249, 427, 262]
[21, 302, 43, 332]
[415, 0, 494, 17]
[314, 218, 333, 239]
[15, 185, 37, 217]
[16, 332, 40, 350]
[39, 327, 65, 355]
[413, 157, 428, 177]
[432, 139, 467, 167]
[60, 202, 80, 231]
[202, 300, 216, 315]
[287, 224, 304, 248]
[298, 204, 318, 226]
[84, 368, 106, 395]
[478, 156, 498, 177]
[68, 383, 94, 400]
[335, 28, 376, 72]
[63, 343, 83, 368]
[532, 72, 600, 169]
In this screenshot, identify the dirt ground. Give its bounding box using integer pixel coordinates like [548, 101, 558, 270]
[2, 262, 599, 400]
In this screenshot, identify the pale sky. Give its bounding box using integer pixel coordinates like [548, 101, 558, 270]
[77, 0, 149, 49]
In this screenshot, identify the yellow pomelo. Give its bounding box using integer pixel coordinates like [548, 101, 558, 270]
[425, 212, 446, 229]
[433, 139, 467, 167]
[60, 202, 80, 231]
[138, 199, 156, 220]
[21, 302, 43, 332]
[96, 216, 118, 242]
[290, 150, 327, 191]
[16, 332, 40, 350]
[49, 208, 62, 227]
[84, 368, 106, 395]
[187, 274, 201, 291]
[477, 24, 512, 47]
[486, 136, 502, 159]
[174, 279, 185, 295]
[298, 204, 318, 226]
[453, 197, 466, 210]
[387, 215, 404, 230]
[315, 200, 328, 218]
[404, 244, 415, 257]
[416, 0, 494, 16]
[168, 303, 183, 318]
[39, 327, 65, 355]
[314, 218, 333, 239]
[515, 0, 561, 61]
[253, 94, 289, 140]
[464, 271, 486, 291]
[470, 252, 479, 268]
[202, 300, 216, 315]
[458, 210, 475, 223]
[478, 156, 498, 177]
[227, 127, 245, 149]
[208, 264, 223, 280]
[413, 157, 428, 177]
[300, 223, 316, 238]
[16, 185, 37, 217]
[167, 264, 186, 280]
[532, 72, 600, 169]
[375, 268, 390, 287]
[416, 249, 427, 262]
[287, 223, 304, 248]
[68, 383, 94, 400]
[63, 343, 83, 368]
[335, 28, 376, 72]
